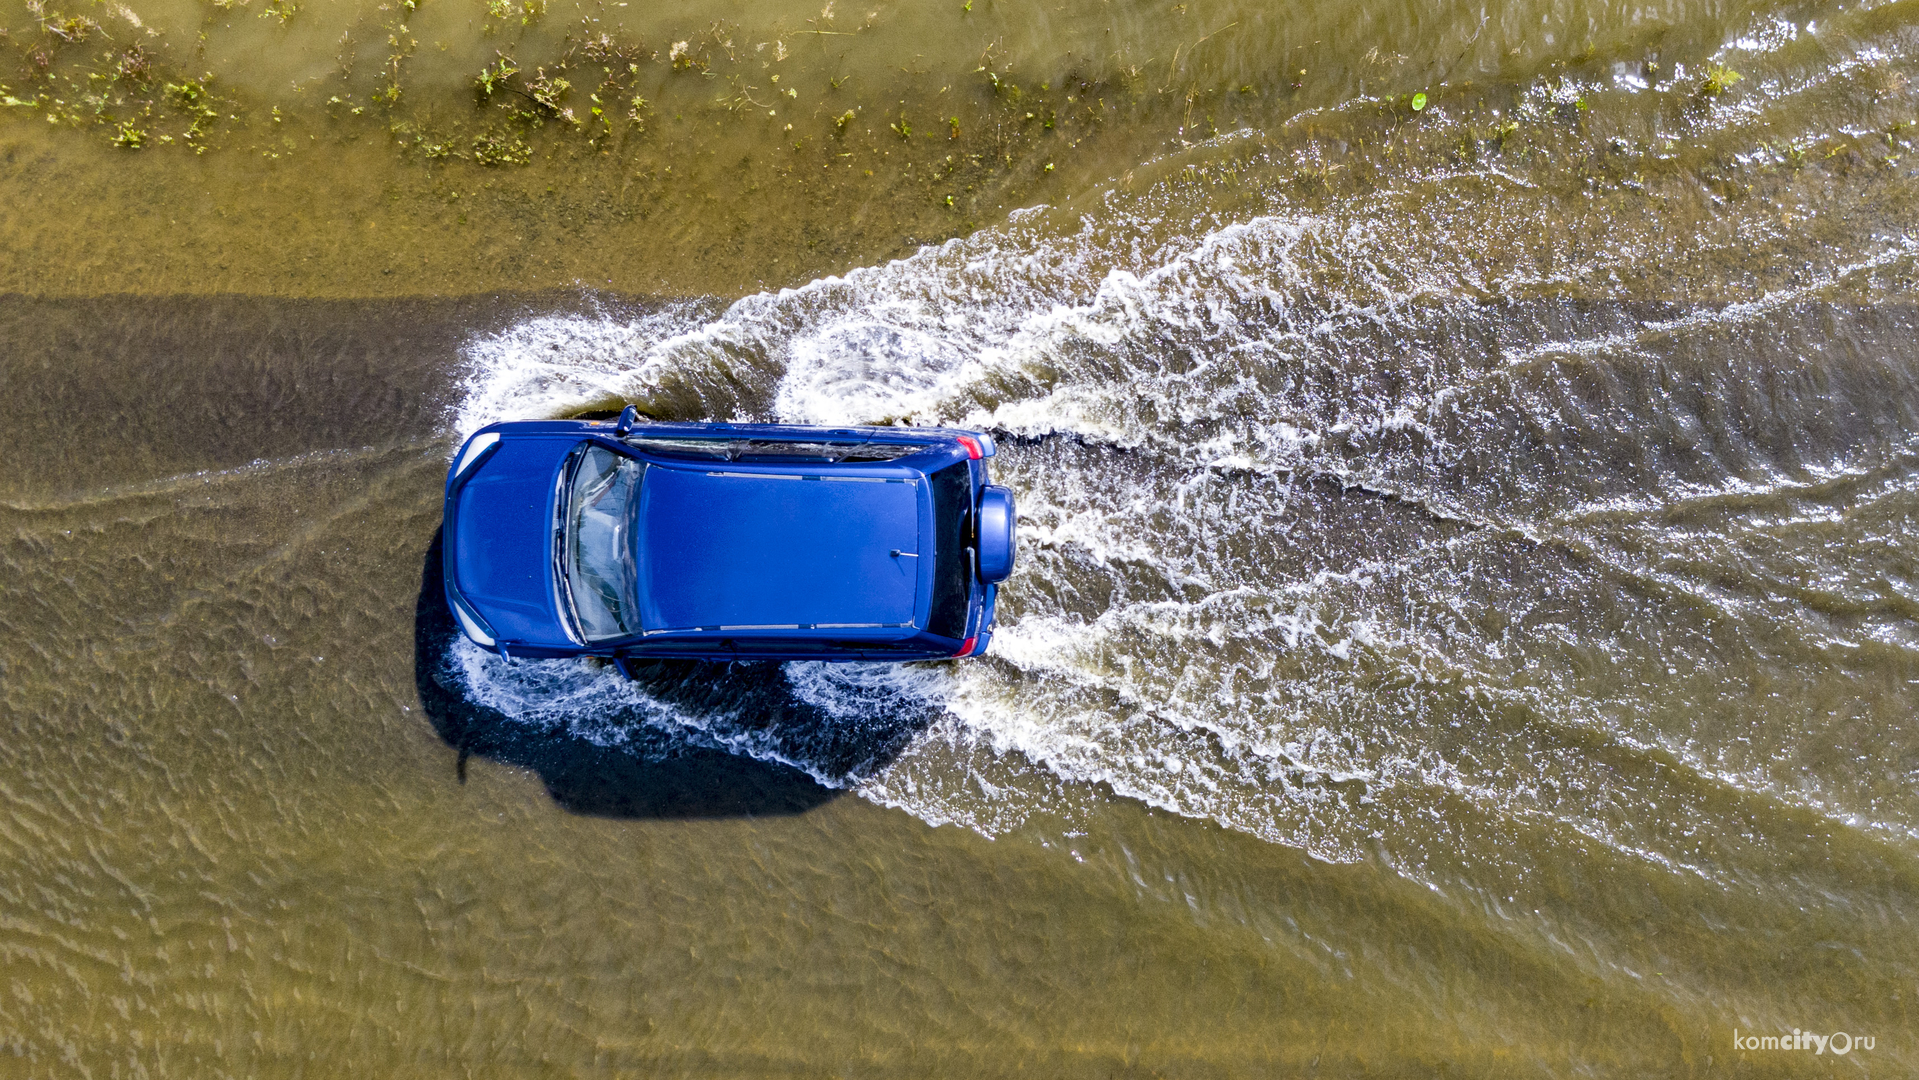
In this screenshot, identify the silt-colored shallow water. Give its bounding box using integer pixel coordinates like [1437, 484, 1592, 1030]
[3, 0, 1919, 1074]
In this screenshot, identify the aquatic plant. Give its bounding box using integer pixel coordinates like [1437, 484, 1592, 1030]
[114, 45, 150, 85]
[526, 69, 571, 114]
[471, 128, 532, 165]
[165, 76, 221, 147]
[481, 0, 542, 29]
[0, 0, 1250, 210]
[45, 14, 97, 43]
[474, 57, 519, 100]
[1700, 61, 1742, 96]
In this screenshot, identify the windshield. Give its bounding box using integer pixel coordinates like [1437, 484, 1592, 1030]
[562, 444, 644, 641]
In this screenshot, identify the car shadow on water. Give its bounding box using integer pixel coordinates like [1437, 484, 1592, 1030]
[413, 528, 939, 819]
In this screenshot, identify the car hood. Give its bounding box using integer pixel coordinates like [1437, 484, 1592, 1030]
[633, 465, 924, 631]
[447, 435, 578, 648]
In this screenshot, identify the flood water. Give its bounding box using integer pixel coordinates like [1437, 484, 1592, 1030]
[4, 0, 1919, 1074]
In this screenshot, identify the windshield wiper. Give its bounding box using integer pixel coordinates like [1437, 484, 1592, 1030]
[553, 451, 587, 641]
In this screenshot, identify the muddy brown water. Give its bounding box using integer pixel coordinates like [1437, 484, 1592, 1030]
[4, 0, 1919, 1075]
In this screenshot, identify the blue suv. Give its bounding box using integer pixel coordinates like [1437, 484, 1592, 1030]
[442, 408, 1015, 663]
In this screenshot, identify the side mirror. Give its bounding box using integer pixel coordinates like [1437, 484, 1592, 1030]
[976, 485, 1016, 583]
[613, 405, 641, 436]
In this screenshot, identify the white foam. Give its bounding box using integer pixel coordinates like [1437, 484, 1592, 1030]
[452, 302, 719, 444]
[439, 81, 1919, 885]
[451, 637, 723, 753]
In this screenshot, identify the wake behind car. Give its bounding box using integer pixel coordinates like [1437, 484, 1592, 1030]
[443, 408, 1015, 663]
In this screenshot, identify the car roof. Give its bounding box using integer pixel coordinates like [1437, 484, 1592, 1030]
[446, 420, 987, 650]
[632, 461, 929, 633]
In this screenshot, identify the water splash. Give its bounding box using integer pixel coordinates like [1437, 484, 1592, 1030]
[446, 63, 1919, 880]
